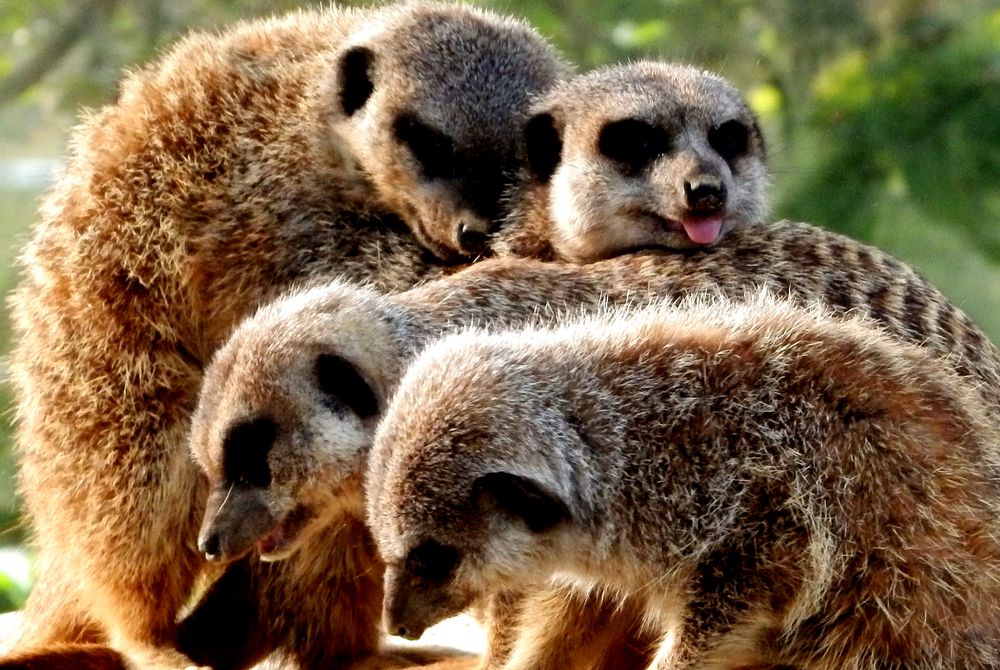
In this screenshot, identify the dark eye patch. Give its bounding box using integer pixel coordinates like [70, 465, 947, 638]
[338, 47, 374, 117]
[316, 353, 378, 419]
[393, 115, 457, 180]
[405, 539, 460, 583]
[598, 119, 671, 174]
[708, 119, 750, 161]
[222, 417, 277, 488]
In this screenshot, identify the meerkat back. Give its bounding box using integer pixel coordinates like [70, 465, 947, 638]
[495, 61, 769, 262]
[369, 296, 1000, 669]
[4, 3, 567, 668]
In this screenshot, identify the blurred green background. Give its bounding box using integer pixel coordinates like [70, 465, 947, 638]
[0, 0, 998, 610]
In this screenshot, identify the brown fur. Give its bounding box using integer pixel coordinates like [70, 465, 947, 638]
[495, 61, 768, 262]
[191, 219, 1000, 669]
[368, 294, 1000, 669]
[0, 645, 130, 670]
[478, 588, 654, 669]
[5, 3, 566, 668]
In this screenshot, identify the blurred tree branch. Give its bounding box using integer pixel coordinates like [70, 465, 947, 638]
[0, 0, 119, 106]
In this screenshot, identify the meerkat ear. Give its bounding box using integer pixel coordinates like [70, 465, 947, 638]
[336, 46, 376, 116]
[473, 472, 570, 533]
[523, 112, 563, 182]
[315, 353, 379, 419]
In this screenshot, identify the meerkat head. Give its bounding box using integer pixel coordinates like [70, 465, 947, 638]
[517, 61, 768, 262]
[327, 2, 569, 261]
[191, 282, 401, 564]
[367, 333, 578, 640]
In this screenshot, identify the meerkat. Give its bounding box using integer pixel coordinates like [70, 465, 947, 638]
[190, 218, 1000, 670]
[193, 57, 768, 559]
[188, 62, 985, 670]
[5, 3, 567, 668]
[366, 293, 1000, 670]
[186, 59, 765, 670]
[190, 59, 765, 565]
[493, 61, 769, 262]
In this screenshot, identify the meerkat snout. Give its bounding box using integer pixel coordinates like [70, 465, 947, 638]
[196, 416, 281, 562]
[683, 178, 727, 245]
[684, 178, 726, 211]
[381, 539, 467, 641]
[199, 532, 221, 562]
[197, 482, 277, 563]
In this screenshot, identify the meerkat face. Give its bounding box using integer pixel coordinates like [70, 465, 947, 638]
[367, 339, 573, 640]
[328, 4, 568, 261]
[375, 470, 572, 640]
[521, 61, 768, 262]
[191, 284, 396, 564]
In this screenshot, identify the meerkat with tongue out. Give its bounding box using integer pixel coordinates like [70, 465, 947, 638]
[495, 61, 768, 261]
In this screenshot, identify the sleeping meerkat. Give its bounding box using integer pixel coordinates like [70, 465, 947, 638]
[190, 221, 1000, 669]
[494, 61, 769, 262]
[5, 3, 566, 668]
[367, 293, 1000, 669]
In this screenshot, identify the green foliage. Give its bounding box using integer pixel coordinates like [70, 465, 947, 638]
[0, 549, 32, 611]
[0, 573, 27, 612]
[786, 12, 1000, 247]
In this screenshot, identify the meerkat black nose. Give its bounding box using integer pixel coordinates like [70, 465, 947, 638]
[393, 625, 410, 638]
[199, 532, 222, 561]
[457, 222, 490, 254]
[684, 180, 727, 212]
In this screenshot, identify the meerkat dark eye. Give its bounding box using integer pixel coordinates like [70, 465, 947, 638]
[405, 539, 460, 583]
[393, 115, 456, 179]
[315, 353, 379, 419]
[598, 119, 671, 173]
[708, 120, 750, 161]
[222, 417, 277, 488]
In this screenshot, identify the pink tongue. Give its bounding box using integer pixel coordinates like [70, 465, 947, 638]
[681, 217, 723, 245]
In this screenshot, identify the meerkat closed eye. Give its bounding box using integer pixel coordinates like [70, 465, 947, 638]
[368, 294, 1000, 669]
[495, 61, 769, 262]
